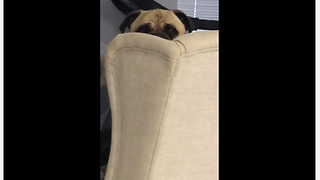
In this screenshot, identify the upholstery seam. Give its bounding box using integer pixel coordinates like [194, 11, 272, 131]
[179, 48, 219, 60]
[105, 55, 121, 180]
[146, 56, 182, 180]
[174, 38, 218, 56]
[173, 39, 186, 54]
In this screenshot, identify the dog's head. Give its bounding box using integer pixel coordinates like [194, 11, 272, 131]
[119, 9, 193, 40]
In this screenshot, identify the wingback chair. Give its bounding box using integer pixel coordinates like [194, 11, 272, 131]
[103, 30, 219, 180]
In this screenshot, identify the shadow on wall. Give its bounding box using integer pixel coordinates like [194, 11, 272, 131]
[100, 0, 126, 57]
[100, 0, 125, 133]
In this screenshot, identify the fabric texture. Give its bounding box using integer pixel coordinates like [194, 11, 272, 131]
[103, 31, 219, 180]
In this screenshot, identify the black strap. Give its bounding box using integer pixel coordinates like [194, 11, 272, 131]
[196, 19, 219, 30]
[131, 0, 167, 11]
[111, 0, 141, 15]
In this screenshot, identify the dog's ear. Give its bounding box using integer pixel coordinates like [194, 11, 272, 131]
[119, 10, 143, 33]
[172, 9, 194, 33]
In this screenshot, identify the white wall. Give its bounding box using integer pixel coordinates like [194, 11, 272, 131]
[157, 0, 178, 10]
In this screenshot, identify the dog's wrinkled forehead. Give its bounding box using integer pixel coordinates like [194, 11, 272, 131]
[130, 9, 185, 35]
[119, 9, 193, 37]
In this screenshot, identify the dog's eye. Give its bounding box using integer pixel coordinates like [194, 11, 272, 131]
[164, 24, 177, 33]
[136, 23, 152, 33]
[167, 27, 174, 33]
[164, 24, 178, 38]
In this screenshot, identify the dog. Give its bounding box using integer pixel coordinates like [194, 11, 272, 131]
[101, 9, 192, 87]
[119, 9, 193, 40]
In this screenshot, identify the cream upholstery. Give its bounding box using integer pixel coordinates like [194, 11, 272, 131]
[104, 31, 219, 180]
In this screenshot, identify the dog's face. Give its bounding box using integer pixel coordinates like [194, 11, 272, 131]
[119, 9, 193, 40]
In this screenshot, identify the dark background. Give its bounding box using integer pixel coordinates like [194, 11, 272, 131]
[4, 0, 315, 179]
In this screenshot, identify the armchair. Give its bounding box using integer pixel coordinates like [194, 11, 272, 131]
[103, 30, 219, 180]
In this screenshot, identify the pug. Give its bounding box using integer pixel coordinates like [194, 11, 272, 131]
[119, 9, 193, 40]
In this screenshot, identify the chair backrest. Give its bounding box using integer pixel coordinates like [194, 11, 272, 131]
[104, 31, 219, 180]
